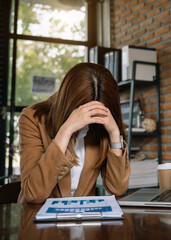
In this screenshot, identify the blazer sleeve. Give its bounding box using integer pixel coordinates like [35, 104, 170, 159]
[19, 107, 74, 203]
[101, 143, 131, 196]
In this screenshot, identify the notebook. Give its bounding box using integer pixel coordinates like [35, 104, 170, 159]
[118, 188, 171, 208]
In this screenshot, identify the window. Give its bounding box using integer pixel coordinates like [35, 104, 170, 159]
[0, 0, 97, 182]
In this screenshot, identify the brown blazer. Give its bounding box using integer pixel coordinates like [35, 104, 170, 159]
[18, 106, 130, 204]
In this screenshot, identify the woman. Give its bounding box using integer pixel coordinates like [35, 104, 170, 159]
[18, 62, 130, 204]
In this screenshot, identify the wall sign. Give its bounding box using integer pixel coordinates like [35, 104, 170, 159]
[32, 76, 56, 94]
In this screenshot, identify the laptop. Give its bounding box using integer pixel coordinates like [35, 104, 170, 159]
[118, 188, 171, 208]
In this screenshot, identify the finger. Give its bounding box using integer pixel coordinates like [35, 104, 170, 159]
[90, 109, 109, 117]
[85, 104, 108, 113]
[88, 116, 106, 125]
[80, 101, 105, 110]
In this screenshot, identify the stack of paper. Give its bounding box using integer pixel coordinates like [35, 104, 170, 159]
[128, 158, 158, 188]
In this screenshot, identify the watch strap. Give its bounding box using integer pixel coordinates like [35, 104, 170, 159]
[110, 135, 124, 149]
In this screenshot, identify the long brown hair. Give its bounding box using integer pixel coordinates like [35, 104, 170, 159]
[33, 62, 125, 166]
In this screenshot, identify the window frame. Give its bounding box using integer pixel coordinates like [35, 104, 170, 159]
[0, 0, 98, 182]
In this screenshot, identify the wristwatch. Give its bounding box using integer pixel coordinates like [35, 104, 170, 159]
[110, 135, 124, 149]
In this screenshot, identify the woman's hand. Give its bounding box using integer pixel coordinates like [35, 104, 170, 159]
[102, 108, 123, 156]
[102, 108, 121, 142]
[64, 101, 110, 135]
[54, 101, 109, 154]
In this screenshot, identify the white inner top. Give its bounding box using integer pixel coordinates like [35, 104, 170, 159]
[71, 125, 89, 196]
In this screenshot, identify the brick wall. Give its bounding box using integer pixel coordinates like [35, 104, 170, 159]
[110, 0, 171, 162]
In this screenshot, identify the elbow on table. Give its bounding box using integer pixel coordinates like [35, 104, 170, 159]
[105, 177, 129, 197]
[25, 194, 46, 204]
[22, 185, 47, 204]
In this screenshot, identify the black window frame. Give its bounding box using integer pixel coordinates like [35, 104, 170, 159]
[0, 0, 98, 184]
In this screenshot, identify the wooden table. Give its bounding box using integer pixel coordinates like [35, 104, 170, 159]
[0, 203, 171, 240]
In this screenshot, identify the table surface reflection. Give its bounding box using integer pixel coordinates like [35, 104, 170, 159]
[0, 203, 171, 240]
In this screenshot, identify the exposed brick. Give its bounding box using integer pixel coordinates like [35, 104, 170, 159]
[113, 39, 121, 48]
[143, 89, 156, 98]
[144, 97, 156, 105]
[113, 16, 120, 23]
[162, 153, 171, 160]
[151, 145, 158, 151]
[119, 0, 131, 7]
[167, 146, 171, 151]
[143, 105, 156, 112]
[162, 145, 167, 151]
[121, 34, 132, 44]
[115, 19, 126, 28]
[147, 23, 161, 32]
[165, 94, 171, 102]
[161, 79, 171, 87]
[163, 48, 171, 55]
[161, 128, 166, 134]
[163, 63, 171, 70]
[134, 15, 146, 25]
[122, 9, 131, 18]
[148, 37, 161, 46]
[127, 25, 139, 34]
[141, 5, 153, 14]
[141, 145, 151, 151]
[141, 32, 154, 41]
[127, 12, 139, 22]
[154, 11, 170, 22]
[162, 32, 171, 41]
[134, 29, 146, 38]
[160, 71, 171, 79]
[140, 18, 153, 28]
[115, 32, 127, 40]
[165, 111, 171, 118]
[162, 136, 171, 143]
[155, 43, 166, 51]
[154, 0, 168, 8]
[161, 17, 171, 25]
[115, 8, 124, 17]
[161, 119, 171, 127]
[121, 21, 132, 31]
[146, 0, 157, 4]
[162, 1, 171, 10]
[148, 8, 160, 18]
[160, 102, 171, 110]
[129, 39, 140, 45]
[145, 114, 157, 120]
[155, 26, 170, 36]
[159, 96, 165, 103]
[158, 55, 169, 64]
[133, 2, 145, 12]
[113, 28, 120, 35]
[127, 0, 138, 8]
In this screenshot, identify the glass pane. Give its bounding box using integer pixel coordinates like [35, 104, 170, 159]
[17, 0, 86, 41]
[8, 39, 13, 106]
[15, 39, 86, 106]
[10, 0, 15, 33]
[6, 113, 20, 178]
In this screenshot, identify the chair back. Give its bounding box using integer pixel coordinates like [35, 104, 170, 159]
[0, 181, 21, 204]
